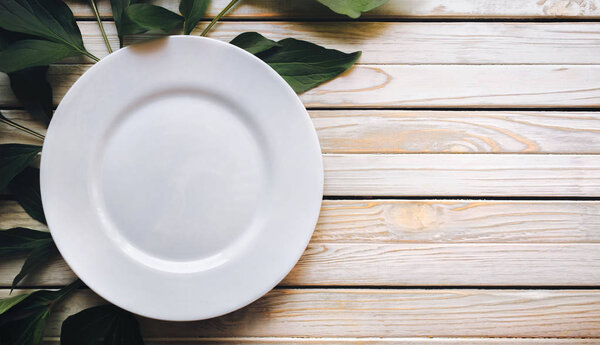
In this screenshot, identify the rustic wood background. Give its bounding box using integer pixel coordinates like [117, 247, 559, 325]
[1, 0, 600, 343]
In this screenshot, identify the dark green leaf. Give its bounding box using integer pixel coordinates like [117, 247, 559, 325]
[0, 310, 46, 345]
[0, 30, 54, 124]
[9, 168, 46, 225]
[247, 36, 361, 94]
[8, 66, 53, 124]
[230, 32, 281, 55]
[0, 280, 81, 345]
[179, 0, 210, 35]
[110, 0, 144, 46]
[125, 4, 183, 34]
[0, 0, 86, 52]
[0, 228, 51, 256]
[0, 293, 30, 315]
[61, 304, 145, 345]
[0, 39, 78, 73]
[0, 144, 42, 191]
[316, 0, 388, 18]
[12, 240, 58, 291]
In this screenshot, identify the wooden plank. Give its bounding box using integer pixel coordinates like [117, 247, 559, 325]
[40, 338, 600, 344]
[315, 200, 600, 243]
[3, 198, 600, 286]
[28, 289, 600, 337]
[8, 243, 600, 286]
[5, 199, 600, 244]
[311, 110, 600, 154]
[324, 154, 600, 196]
[5, 109, 600, 154]
[0, 110, 46, 146]
[67, 21, 600, 64]
[65, 0, 600, 19]
[2, 65, 599, 108]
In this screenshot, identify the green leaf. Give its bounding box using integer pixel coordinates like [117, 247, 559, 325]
[61, 304, 145, 345]
[9, 167, 46, 225]
[179, 0, 210, 35]
[0, 39, 78, 73]
[0, 228, 51, 256]
[234, 35, 361, 94]
[0, 293, 30, 315]
[315, 0, 388, 18]
[110, 0, 144, 46]
[0, 31, 54, 124]
[0, 0, 86, 53]
[12, 240, 58, 292]
[230, 32, 281, 55]
[0, 310, 47, 345]
[0, 280, 81, 345]
[0, 144, 42, 191]
[8, 66, 53, 124]
[125, 4, 184, 34]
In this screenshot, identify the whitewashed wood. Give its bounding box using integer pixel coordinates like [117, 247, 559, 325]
[311, 110, 600, 153]
[8, 242, 599, 286]
[315, 200, 600, 243]
[5, 109, 600, 153]
[66, 0, 600, 19]
[283, 242, 600, 285]
[324, 154, 600, 196]
[4, 198, 600, 286]
[41, 338, 600, 344]
[70, 21, 600, 64]
[6, 109, 600, 153]
[2, 65, 600, 108]
[5, 199, 600, 244]
[24, 289, 600, 337]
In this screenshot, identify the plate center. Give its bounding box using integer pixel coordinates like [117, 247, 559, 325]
[96, 90, 267, 263]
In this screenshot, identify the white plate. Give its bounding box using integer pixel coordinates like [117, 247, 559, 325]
[40, 36, 323, 321]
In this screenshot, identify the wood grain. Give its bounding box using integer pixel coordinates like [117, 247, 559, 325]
[311, 110, 600, 154]
[23, 289, 600, 338]
[5, 109, 600, 154]
[42, 339, 600, 345]
[5, 199, 600, 244]
[2, 65, 600, 108]
[65, 0, 600, 19]
[324, 154, 600, 196]
[62, 21, 600, 64]
[4, 198, 600, 286]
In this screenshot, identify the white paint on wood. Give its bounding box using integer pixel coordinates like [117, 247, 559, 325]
[22, 289, 600, 337]
[3, 199, 600, 286]
[311, 110, 600, 154]
[323, 154, 600, 196]
[5, 109, 600, 153]
[65, 21, 600, 64]
[2, 65, 599, 108]
[315, 200, 600, 243]
[40, 338, 600, 344]
[5, 199, 600, 243]
[4, 242, 599, 286]
[65, 0, 600, 19]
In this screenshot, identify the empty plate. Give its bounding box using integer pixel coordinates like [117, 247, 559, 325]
[40, 36, 323, 321]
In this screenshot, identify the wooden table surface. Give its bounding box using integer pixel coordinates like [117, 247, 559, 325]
[2, 0, 600, 343]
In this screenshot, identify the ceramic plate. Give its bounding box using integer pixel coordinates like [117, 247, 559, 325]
[40, 36, 323, 321]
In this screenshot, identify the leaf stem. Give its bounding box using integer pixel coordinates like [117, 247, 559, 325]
[81, 49, 101, 62]
[88, 0, 113, 53]
[0, 117, 45, 140]
[200, 0, 241, 37]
